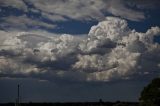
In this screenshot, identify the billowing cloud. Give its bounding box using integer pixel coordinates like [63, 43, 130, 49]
[0, 17, 160, 82]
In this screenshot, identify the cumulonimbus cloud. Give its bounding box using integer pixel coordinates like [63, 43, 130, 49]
[0, 17, 160, 82]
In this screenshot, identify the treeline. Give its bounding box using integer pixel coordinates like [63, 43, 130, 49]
[0, 101, 138, 106]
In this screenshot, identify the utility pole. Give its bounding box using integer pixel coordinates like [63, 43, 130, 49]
[18, 84, 20, 105]
[15, 84, 20, 106]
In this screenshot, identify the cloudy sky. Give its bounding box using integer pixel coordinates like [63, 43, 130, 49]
[0, 0, 160, 103]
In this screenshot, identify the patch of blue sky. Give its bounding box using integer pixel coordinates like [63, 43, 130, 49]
[128, 9, 160, 32]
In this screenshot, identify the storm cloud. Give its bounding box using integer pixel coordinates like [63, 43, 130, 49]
[0, 17, 160, 82]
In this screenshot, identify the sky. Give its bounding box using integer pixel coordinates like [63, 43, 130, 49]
[0, 0, 160, 103]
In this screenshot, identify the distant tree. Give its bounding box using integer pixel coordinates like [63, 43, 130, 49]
[139, 78, 160, 106]
[113, 103, 128, 106]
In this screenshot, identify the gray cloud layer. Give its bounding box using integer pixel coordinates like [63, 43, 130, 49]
[0, 0, 159, 23]
[0, 17, 160, 82]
